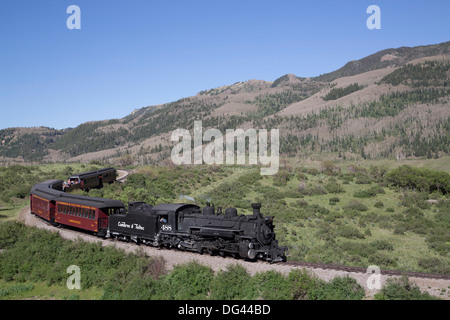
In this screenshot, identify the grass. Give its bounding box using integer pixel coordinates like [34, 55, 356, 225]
[285, 155, 450, 173]
[0, 280, 103, 300]
[189, 166, 248, 202]
[0, 199, 28, 222]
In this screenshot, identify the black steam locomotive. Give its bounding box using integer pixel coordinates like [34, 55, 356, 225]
[108, 201, 287, 262]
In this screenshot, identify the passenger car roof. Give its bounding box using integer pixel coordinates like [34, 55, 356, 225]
[31, 180, 124, 209]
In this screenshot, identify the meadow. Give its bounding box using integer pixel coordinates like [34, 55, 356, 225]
[0, 159, 448, 299]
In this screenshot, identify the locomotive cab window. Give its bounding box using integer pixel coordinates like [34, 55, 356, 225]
[158, 214, 168, 224]
[158, 214, 171, 232]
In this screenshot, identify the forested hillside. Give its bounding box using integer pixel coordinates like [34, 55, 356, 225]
[0, 41, 448, 165]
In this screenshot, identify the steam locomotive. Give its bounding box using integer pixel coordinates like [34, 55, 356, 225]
[30, 178, 287, 263]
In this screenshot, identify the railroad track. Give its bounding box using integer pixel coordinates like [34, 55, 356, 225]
[284, 260, 450, 280]
[21, 202, 450, 283]
[116, 169, 133, 183]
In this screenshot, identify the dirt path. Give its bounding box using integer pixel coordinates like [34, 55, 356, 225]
[17, 207, 450, 299]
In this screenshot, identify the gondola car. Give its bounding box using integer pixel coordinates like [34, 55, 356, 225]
[64, 167, 117, 192]
[30, 180, 124, 236]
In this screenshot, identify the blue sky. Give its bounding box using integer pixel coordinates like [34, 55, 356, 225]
[0, 0, 449, 130]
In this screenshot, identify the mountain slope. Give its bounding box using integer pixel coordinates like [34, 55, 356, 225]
[313, 41, 450, 82]
[0, 41, 449, 165]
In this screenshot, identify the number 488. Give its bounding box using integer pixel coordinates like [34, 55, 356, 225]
[161, 225, 172, 231]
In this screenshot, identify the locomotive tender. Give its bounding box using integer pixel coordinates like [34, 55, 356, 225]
[30, 178, 287, 263]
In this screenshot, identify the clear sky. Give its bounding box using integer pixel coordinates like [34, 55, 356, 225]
[0, 0, 449, 130]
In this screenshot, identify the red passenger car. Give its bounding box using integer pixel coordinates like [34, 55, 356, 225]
[30, 180, 124, 236]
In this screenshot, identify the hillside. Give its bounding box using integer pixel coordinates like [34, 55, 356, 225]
[313, 41, 450, 82]
[0, 41, 449, 165]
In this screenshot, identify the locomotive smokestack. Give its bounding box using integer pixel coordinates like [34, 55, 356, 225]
[203, 202, 214, 215]
[251, 203, 261, 216]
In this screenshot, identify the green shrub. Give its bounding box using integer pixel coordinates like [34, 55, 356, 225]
[120, 276, 161, 300]
[369, 165, 388, 182]
[404, 207, 423, 218]
[307, 204, 330, 217]
[0, 221, 29, 249]
[0, 283, 34, 298]
[298, 184, 328, 196]
[329, 197, 340, 206]
[340, 242, 375, 258]
[393, 225, 407, 235]
[309, 276, 365, 300]
[325, 181, 345, 194]
[358, 211, 385, 225]
[354, 185, 385, 198]
[344, 200, 369, 212]
[320, 161, 340, 176]
[355, 173, 372, 184]
[399, 191, 430, 209]
[426, 227, 450, 256]
[337, 226, 365, 239]
[273, 170, 291, 186]
[210, 264, 253, 300]
[368, 252, 397, 268]
[329, 197, 340, 203]
[353, 190, 373, 198]
[251, 270, 292, 300]
[341, 174, 354, 184]
[375, 276, 439, 300]
[288, 268, 320, 300]
[296, 199, 309, 207]
[370, 240, 394, 251]
[161, 261, 214, 300]
[374, 201, 384, 208]
[417, 257, 450, 274]
[387, 165, 450, 194]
